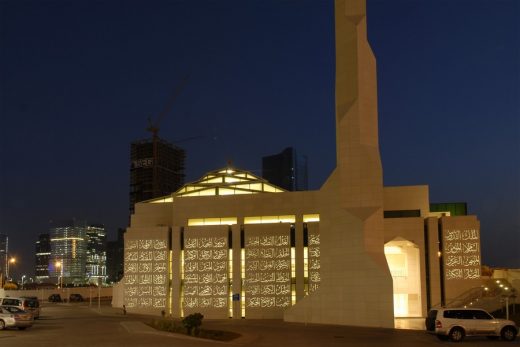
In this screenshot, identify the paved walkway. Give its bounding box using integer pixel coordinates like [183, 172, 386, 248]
[96, 306, 433, 347]
[5, 304, 515, 347]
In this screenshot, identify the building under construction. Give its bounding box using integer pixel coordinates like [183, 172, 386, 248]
[129, 137, 185, 214]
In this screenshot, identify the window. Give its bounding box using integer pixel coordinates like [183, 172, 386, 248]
[384, 210, 421, 218]
[444, 310, 465, 319]
[2, 298, 21, 306]
[473, 310, 493, 320]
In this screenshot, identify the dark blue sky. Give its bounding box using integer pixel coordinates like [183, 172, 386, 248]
[1, 0, 518, 277]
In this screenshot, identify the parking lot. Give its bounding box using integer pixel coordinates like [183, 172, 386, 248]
[1, 303, 518, 347]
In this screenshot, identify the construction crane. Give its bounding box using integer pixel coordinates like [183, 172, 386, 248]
[146, 75, 189, 197]
[146, 74, 190, 139]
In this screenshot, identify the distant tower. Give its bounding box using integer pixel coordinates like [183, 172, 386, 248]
[129, 138, 185, 214]
[106, 228, 125, 283]
[50, 219, 87, 286]
[35, 234, 51, 282]
[262, 147, 308, 191]
[0, 234, 7, 283]
[86, 224, 107, 284]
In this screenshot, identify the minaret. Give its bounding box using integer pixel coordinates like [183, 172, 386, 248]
[284, 0, 394, 328]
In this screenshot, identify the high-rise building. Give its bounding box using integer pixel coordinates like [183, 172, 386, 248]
[50, 219, 87, 286]
[262, 147, 308, 191]
[106, 228, 125, 284]
[0, 234, 7, 284]
[130, 137, 185, 214]
[86, 224, 107, 284]
[35, 233, 51, 282]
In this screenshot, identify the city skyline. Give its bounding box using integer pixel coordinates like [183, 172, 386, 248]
[1, 0, 518, 277]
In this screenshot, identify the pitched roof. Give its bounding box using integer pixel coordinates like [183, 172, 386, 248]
[146, 167, 285, 203]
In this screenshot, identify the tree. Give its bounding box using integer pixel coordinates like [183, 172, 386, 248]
[182, 313, 204, 336]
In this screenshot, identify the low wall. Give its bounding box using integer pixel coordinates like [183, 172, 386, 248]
[1, 287, 113, 302]
[111, 281, 124, 308]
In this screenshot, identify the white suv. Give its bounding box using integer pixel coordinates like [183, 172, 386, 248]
[425, 308, 518, 342]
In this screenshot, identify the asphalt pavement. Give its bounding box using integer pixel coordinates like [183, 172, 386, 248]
[1, 303, 518, 347]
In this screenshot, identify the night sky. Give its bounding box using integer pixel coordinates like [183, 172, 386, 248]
[1, 0, 518, 278]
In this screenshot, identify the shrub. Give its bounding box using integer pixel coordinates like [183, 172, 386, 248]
[182, 313, 204, 336]
[3, 282, 18, 290]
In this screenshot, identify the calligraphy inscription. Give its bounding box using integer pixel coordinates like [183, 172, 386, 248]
[245, 234, 291, 308]
[183, 237, 228, 309]
[443, 229, 480, 280]
[308, 232, 321, 293]
[124, 239, 168, 308]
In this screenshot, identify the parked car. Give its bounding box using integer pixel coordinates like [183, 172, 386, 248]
[0, 297, 40, 319]
[0, 306, 16, 330]
[19, 297, 40, 319]
[426, 307, 518, 342]
[0, 306, 34, 330]
[69, 294, 84, 302]
[48, 294, 62, 302]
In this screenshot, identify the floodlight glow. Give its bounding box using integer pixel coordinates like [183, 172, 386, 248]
[303, 214, 320, 222]
[384, 246, 402, 254]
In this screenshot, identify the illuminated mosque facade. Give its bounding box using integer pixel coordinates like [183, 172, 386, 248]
[120, 0, 481, 327]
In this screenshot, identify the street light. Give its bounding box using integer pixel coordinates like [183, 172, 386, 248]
[55, 261, 63, 289]
[7, 257, 16, 280]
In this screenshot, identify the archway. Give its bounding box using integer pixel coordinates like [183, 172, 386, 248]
[384, 238, 422, 317]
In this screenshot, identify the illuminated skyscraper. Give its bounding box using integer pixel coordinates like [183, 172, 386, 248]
[50, 220, 87, 286]
[86, 224, 107, 284]
[35, 233, 51, 282]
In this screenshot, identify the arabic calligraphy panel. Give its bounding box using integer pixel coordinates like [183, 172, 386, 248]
[245, 227, 291, 310]
[182, 232, 229, 310]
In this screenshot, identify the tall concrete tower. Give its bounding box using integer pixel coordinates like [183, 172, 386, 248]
[285, 0, 394, 328]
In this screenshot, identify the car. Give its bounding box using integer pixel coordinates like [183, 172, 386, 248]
[0, 306, 34, 330]
[48, 294, 62, 302]
[19, 297, 41, 319]
[0, 306, 17, 330]
[69, 294, 84, 302]
[0, 297, 40, 319]
[426, 307, 518, 342]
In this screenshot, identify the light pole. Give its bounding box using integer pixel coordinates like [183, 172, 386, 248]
[7, 257, 16, 280]
[55, 261, 63, 289]
[98, 277, 101, 309]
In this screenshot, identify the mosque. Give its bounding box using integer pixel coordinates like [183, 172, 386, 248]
[119, 0, 481, 328]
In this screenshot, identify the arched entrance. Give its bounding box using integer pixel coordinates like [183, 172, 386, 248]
[384, 238, 422, 317]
